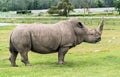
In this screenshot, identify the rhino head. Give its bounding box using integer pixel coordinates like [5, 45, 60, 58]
[70, 18, 104, 44]
[84, 18, 104, 43]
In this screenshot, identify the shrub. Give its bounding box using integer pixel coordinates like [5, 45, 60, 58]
[17, 10, 31, 14]
[1, 7, 9, 12]
[48, 6, 59, 14]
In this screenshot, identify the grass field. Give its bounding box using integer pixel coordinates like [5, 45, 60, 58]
[0, 18, 120, 77]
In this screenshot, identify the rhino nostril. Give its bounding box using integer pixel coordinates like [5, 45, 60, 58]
[98, 37, 101, 40]
[96, 37, 101, 42]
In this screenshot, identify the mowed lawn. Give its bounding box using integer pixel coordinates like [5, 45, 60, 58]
[0, 18, 120, 77]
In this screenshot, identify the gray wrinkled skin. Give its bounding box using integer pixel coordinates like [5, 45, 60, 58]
[9, 18, 104, 67]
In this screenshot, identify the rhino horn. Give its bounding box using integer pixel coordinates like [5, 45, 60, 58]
[98, 18, 104, 33]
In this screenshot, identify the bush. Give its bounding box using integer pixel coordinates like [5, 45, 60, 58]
[17, 10, 31, 14]
[48, 6, 59, 14]
[1, 7, 9, 12]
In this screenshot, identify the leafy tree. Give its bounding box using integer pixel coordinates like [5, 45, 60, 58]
[97, 0, 104, 7]
[0, 0, 9, 11]
[114, 0, 120, 14]
[27, 1, 34, 10]
[34, 0, 39, 9]
[48, 0, 74, 17]
[79, 0, 92, 15]
[104, 0, 114, 7]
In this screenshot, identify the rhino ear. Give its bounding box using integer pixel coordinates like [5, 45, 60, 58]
[98, 18, 104, 32]
[78, 22, 84, 28]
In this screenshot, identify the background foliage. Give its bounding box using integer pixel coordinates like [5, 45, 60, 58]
[48, 0, 74, 17]
[114, 0, 120, 14]
[0, 0, 115, 11]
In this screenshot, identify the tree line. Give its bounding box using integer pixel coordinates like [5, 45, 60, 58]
[0, 0, 114, 11]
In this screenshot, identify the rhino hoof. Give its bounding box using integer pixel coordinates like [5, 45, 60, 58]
[57, 62, 66, 65]
[25, 64, 32, 66]
[11, 65, 18, 67]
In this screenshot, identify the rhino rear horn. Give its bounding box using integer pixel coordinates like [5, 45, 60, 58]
[98, 18, 104, 32]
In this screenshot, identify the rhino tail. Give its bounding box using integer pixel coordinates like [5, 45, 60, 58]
[9, 33, 18, 53]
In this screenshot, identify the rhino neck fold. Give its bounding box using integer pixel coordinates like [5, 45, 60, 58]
[76, 36, 84, 45]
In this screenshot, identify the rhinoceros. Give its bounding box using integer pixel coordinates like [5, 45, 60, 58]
[9, 18, 104, 67]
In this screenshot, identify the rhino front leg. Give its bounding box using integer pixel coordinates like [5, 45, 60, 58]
[58, 47, 69, 64]
[20, 51, 31, 66]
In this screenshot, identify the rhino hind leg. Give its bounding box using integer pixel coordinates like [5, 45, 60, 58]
[20, 51, 31, 66]
[58, 47, 69, 64]
[9, 50, 18, 67]
[9, 40, 18, 67]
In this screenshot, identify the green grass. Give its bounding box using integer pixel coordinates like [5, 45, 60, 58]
[0, 18, 120, 77]
[0, 17, 120, 27]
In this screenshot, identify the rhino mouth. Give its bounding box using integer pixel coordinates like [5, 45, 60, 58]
[95, 37, 101, 42]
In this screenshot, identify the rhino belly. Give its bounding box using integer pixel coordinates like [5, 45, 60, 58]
[30, 32, 61, 54]
[31, 45, 58, 54]
[30, 36, 60, 54]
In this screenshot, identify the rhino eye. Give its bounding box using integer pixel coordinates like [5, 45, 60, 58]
[78, 22, 83, 28]
[90, 33, 94, 35]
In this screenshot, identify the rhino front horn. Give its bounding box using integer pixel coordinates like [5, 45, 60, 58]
[98, 18, 104, 33]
